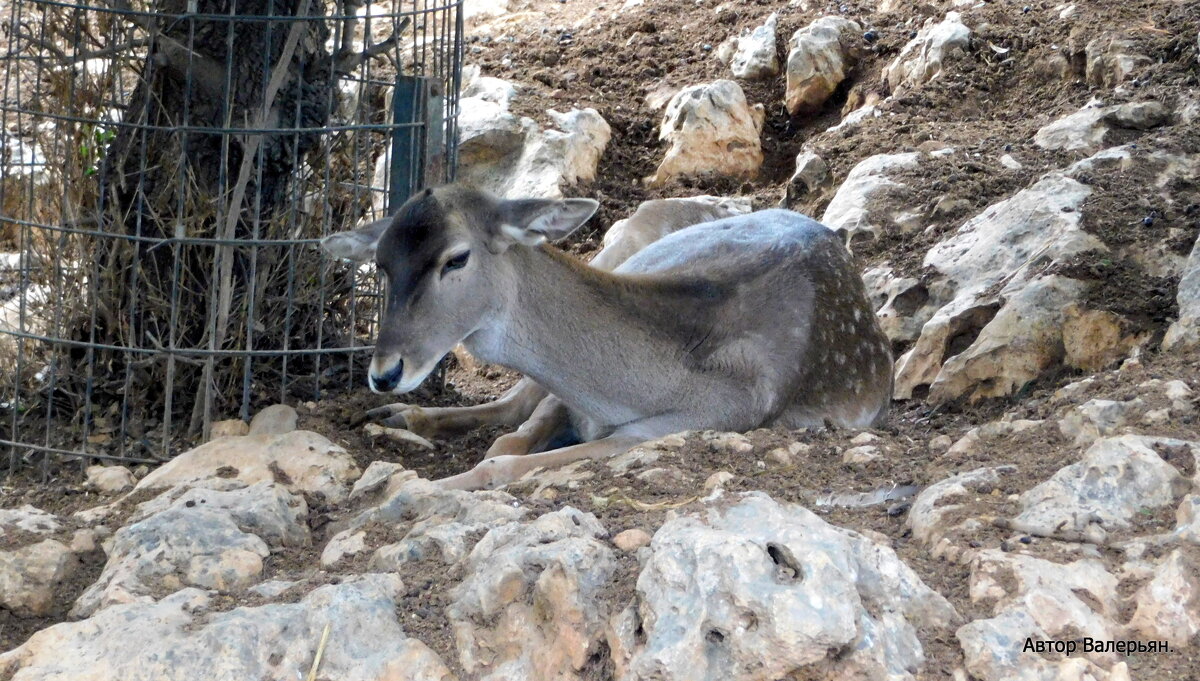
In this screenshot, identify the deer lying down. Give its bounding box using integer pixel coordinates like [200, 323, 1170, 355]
[321, 185, 893, 490]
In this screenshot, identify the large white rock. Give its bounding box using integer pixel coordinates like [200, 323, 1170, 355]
[0, 576, 455, 681]
[883, 12, 971, 90]
[864, 266, 938, 343]
[1127, 548, 1200, 646]
[0, 505, 62, 538]
[1011, 435, 1194, 543]
[909, 467, 1012, 547]
[894, 169, 1106, 401]
[0, 539, 77, 616]
[592, 195, 751, 271]
[648, 80, 764, 186]
[1057, 398, 1145, 446]
[1085, 36, 1151, 87]
[821, 151, 922, 242]
[1164, 232, 1200, 350]
[448, 507, 615, 681]
[927, 275, 1087, 402]
[968, 550, 1120, 642]
[135, 430, 360, 503]
[464, 0, 511, 21]
[729, 13, 780, 80]
[1034, 99, 1169, 151]
[456, 74, 610, 200]
[85, 465, 135, 494]
[957, 609, 1129, 681]
[624, 492, 956, 681]
[784, 16, 861, 115]
[322, 478, 525, 568]
[70, 486, 307, 617]
[958, 547, 1128, 680]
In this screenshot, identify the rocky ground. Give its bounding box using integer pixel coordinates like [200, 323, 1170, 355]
[3, 0, 1200, 679]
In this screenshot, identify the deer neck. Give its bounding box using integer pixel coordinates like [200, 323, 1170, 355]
[463, 245, 687, 412]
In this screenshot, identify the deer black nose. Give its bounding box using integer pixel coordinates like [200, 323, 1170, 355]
[369, 359, 404, 393]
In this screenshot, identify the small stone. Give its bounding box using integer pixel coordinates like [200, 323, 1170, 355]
[1164, 380, 1193, 401]
[765, 447, 792, 466]
[85, 465, 135, 494]
[70, 529, 97, 553]
[1000, 154, 1023, 170]
[210, 419, 250, 439]
[247, 404, 298, 436]
[842, 445, 881, 464]
[703, 471, 736, 491]
[703, 431, 753, 454]
[612, 528, 652, 551]
[849, 432, 880, 446]
[929, 434, 953, 453]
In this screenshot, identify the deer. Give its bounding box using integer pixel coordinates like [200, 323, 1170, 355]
[321, 184, 893, 490]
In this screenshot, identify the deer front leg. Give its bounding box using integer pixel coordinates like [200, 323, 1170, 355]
[484, 395, 572, 459]
[366, 378, 547, 438]
[436, 433, 644, 491]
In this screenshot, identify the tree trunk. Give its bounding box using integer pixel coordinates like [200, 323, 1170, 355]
[91, 0, 334, 435]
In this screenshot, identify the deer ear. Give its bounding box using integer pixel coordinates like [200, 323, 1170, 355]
[320, 218, 391, 262]
[495, 198, 599, 248]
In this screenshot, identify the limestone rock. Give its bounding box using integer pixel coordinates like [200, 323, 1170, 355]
[349, 460, 416, 501]
[0, 576, 455, 681]
[864, 267, 937, 343]
[72, 482, 309, 617]
[957, 609, 1129, 681]
[448, 507, 615, 681]
[247, 403, 297, 435]
[968, 550, 1120, 639]
[648, 80, 764, 186]
[85, 465, 135, 494]
[322, 478, 525, 569]
[1058, 398, 1144, 447]
[593, 196, 750, 270]
[457, 75, 610, 200]
[883, 12, 971, 90]
[135, 430, 360, 503]
[0, 505, 62, 538]
[701, 430, 753, 454]
[785, 151, 829, 201]
[729, 13, 780, 80]
[1061, 305, 1143, 371]
[625, 492, 956, 680]
[909, 467, 1012, 547]
[464, 0, 511, 22]
[1127, 548, 1200, 646]
[209, 419, 248, 439]
[894, 167, 1107, 401]
[842, 445, 881, 464]
[821, 152, 922, 243]
[0, 539, 77, 616]
[1085, 36, 1151, 87]
[1012, 435, 1193, 543]
[784, 16, 861, 114]
[1034, 99, 1168, 151]
[612, 528, 652, 552]
[1175, 494, 1200, 543]
[127, 481, 310, 549]
[928, 275, 1087, 402]
[1163, 232, 1200, 350]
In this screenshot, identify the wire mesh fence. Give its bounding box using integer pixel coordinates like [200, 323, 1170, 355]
[0, 0, 463, 474]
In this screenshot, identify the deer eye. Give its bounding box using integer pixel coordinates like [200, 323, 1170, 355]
[441, 251, 469, 276]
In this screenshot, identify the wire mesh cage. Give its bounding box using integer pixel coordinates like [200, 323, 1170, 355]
[0, 0, 463, 473]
